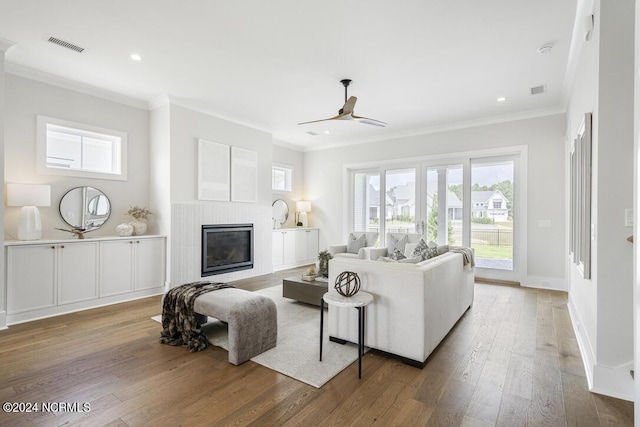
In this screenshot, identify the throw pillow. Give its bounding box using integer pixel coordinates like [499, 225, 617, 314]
[386, 234, 408, 255]
[411, 238, 429, 260]
[426, 241, 439, 259]
[346, 233, 367, 254]
[389, 248, 407, 261]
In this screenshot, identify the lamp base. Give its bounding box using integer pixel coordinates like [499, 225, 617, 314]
[18, 206, 42, 240]
[299, 211, 308, 228]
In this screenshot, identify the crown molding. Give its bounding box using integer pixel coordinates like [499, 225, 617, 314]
[272, 138, 304, 151]
[5, 62, 148, 109]
[300, 106, 566, 152]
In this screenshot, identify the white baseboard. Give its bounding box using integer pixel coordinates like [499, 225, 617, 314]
[567, 297, 634, 401]
[0, 311, 6, 330]
[521, 275, 567, 291]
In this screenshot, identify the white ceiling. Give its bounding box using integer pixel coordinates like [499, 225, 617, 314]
[0, 0, 578, 150]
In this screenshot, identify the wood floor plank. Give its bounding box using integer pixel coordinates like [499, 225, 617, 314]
[0, 273, 634, 427]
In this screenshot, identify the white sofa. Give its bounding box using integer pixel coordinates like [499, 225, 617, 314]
[327, 251, 474, 366]
[328, 231, 379, 260]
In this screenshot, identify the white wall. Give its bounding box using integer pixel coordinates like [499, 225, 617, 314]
[4, 74, 151, 239]
[166, 104, 273, 287]
[566, 0, 635, 400]
[305, 114, 566, 289]
[272, 142, 305, 229]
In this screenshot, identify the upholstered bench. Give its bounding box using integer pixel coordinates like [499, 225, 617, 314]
[193, 288, 277, 365]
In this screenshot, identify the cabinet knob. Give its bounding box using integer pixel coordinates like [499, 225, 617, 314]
[60, 245, 65, 249]
[129, 241, 134, 244]
[51, 246, 55, 249]
[136, 241, 140, 244]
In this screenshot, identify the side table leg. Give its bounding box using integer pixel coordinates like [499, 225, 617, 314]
[357, 306, 362, 379]
[319, 297, 324, 362]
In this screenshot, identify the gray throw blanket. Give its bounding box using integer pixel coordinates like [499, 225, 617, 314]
[160, 281, 234, 352]
[450, 247, 475, 267]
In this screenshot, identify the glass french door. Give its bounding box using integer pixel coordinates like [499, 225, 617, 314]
[470, 158, 515, 276]
[422, 155, 519, 282]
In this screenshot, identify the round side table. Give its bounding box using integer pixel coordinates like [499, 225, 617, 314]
[319, 291, 374, 379]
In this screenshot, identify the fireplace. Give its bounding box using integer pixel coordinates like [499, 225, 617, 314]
[201, 224, 254, 276]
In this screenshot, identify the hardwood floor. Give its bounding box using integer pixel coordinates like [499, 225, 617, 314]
[0, 269, 633, 426]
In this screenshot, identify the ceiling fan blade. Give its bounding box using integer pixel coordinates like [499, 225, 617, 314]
[352, 114, 387, 127]
[298, 114, 342, 125]
[341, 96, 357, 115]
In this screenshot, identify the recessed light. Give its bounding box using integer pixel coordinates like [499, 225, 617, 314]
[324, 130, 330, 134]
[497, 97, 507, 102]
[130, 53, 142, 61]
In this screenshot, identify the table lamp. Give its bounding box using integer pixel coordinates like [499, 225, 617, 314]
[7, 183, 51, 240]
[296, 201, 311, 227]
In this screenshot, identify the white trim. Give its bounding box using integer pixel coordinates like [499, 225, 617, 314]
[273, 139, 304, 151]
[271, 163, 294, 193]
[567, 295, 595, 389]
[302, 108, 565, 152]
[6, 63, 148, 110]
[0, 37, 16, 53]
[520, 275, 567, 291]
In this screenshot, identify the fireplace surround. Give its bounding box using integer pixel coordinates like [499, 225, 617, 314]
[201, 224, 254, 276]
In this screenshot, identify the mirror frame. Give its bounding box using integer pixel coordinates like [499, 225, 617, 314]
[59, 186, 112, 231]
[272, 199, 289, 225]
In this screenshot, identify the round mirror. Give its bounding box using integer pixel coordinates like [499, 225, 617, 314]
[60, 187, 111, 231]
[272, 199, 289, 225]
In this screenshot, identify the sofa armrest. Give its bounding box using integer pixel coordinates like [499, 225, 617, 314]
[329, 244, 347, 256]
[363, 247, 388, 260]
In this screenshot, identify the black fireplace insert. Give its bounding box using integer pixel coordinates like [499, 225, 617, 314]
[201, 224, 254, 276]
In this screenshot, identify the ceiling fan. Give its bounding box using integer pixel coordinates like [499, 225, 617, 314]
[298, 79, 387, 127]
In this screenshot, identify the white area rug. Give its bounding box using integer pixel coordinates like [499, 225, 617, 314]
[153, 285, 363, 388]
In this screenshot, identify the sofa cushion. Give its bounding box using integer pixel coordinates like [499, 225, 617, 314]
[388, 248, 407, 261]
[387, 234, 408, 254]
[377, 255, 421, 263]
[346, 233, 367, 254]
[437, 244, 450, 256]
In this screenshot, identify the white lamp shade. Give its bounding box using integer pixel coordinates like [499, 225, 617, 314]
[296, 201, 311, 212]
[7, 183, 51, 207]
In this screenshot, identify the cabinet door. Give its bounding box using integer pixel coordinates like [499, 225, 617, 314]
[272, 231, 284, 266]
[305, 229, 319, 261]
[100, 240, 134, 297]
[282, 231, 297, 264]
[58, 242, 99, 305]
[134, 238, 166, 291]
[7, 245, 56, 314]
[294, 230, 308, 262]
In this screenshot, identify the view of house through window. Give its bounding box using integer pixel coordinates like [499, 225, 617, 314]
[351, 152, 519, 278]
[470, 159, 514, 271]
[385, 169, 416, 234]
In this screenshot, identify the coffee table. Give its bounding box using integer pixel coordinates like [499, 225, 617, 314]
[282, 275, 328, 306]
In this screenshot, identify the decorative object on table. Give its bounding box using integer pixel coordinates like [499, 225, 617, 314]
[116, 222, 134, 237]
[302, 266, 318, 281]
[334, 271, 361, 297]
[295, 201, 311, 227]
[126, 205, 152, 235]
[317, 250, 332, 278]
[7, 183, 51, 240]
[55, 227, 95, 239]
[60, 186, 111, 233]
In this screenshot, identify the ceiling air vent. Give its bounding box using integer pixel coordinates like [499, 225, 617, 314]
[306, 131, 320, 136]
[47, 35, 86, 53]
[530, 85, 546, 95]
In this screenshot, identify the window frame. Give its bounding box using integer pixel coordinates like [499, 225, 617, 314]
[37, 115, 128, 181]
[272, 163, 293, 193]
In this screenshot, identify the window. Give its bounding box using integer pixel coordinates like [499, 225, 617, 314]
[37, 116, 127, 180]
[272, 165, 293, 192]
[493, 200, 502, 209]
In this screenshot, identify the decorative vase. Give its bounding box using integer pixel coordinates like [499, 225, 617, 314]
[129, 219, 147, 236]
[116, 222, 134, 237]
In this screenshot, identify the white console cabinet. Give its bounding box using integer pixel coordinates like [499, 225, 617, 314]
[272, 228, 318, 271]
[5, 235, 166, 325]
